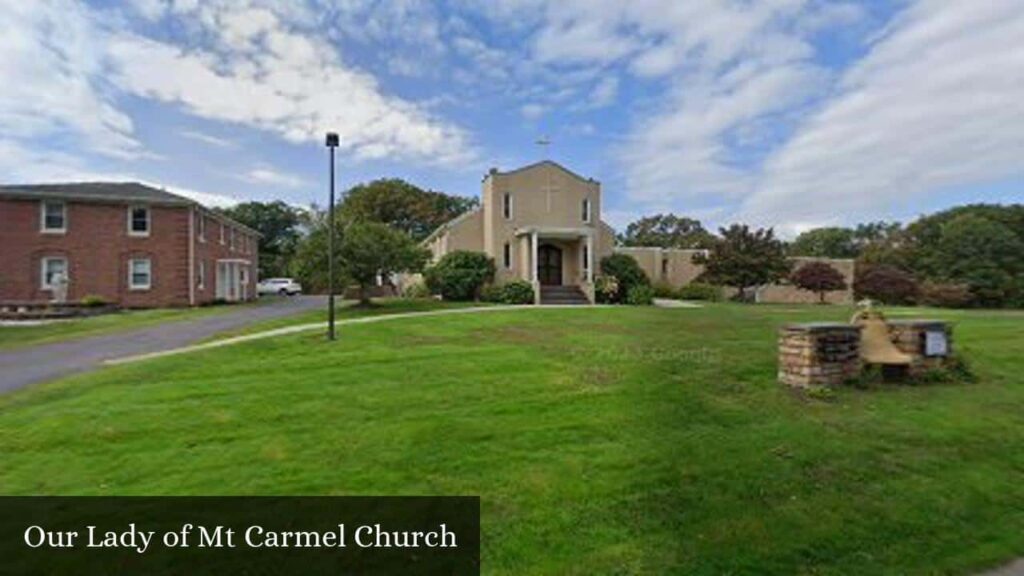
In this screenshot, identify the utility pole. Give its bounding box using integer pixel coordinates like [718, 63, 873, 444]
[325, 132, 340, 340]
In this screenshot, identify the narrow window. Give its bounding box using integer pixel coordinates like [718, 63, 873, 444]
[40, 201, 66, 233]
[502, 193, 512, 220]
[128, 206, 150, 236]
[582, 198, 592, 223]
[40, 257, 68, 290]
[229, 228, 236, 251]
[582, 244, 590, 272]
[196, 260, 205, 290]
[503, 242, 512, 269]
[219, 223, 225, 244]
[197, 213, 205, 242]
[661, 258, 669, 278]
[129, 258, 152, 290]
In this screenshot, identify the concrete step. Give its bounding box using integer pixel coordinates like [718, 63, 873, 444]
[540, 285, 589, 305]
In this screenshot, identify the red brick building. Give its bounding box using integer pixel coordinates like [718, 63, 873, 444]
[0, 183, 259, 308]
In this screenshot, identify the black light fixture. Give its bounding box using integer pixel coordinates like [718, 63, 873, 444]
[325, 132, 340, 341]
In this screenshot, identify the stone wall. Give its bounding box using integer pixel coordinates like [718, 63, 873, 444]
[888, 320, 954, 375]
[778, 323, 863, 388]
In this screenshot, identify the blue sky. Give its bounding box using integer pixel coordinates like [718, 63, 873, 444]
[1, 0, 1021, 236]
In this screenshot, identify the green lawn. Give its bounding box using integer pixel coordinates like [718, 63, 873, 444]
[1, 303, 1023, 574]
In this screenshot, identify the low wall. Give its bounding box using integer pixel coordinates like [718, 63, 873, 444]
[778, 323, 862, 388]
[888, 320, 954, 375]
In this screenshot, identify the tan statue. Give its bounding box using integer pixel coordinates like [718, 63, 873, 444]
[51, 271, 70, 304]
[851, 301, 912, 366]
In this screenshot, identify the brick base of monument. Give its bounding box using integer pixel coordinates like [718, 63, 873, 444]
[778, 323, 863, 388]
[888, 320, 954, 376]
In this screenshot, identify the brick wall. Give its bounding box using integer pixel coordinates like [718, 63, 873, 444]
[191, 209, 259, 305]
[778, 323, 863, 387]
[0, 199, 259, 308]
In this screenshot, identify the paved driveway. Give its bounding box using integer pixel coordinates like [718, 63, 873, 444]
[0, 296, 326, 394]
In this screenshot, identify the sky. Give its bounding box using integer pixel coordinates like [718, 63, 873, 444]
[1, 0, 1021, 237]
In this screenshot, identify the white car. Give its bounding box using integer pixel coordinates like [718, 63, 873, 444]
[258, 278, 303, 296]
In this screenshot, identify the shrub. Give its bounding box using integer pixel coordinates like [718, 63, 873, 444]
[918, 281, 973, 308]
[651, 281, 678, 298]
[79, 294, 108, 308]
[480, 284, 504, 303]
[625, 284, 655, 306]
[599, 254, 649, 304]
[595, 275, 620, 304]
[677, 282, 722, 301]
[854, 264, 918, 305]
[498, 280, 536, 305]
[401, 281, 432, 299]
[482, 281, 535, 305]
[424, 251, 495, 301]
[791, 261, 848, 304]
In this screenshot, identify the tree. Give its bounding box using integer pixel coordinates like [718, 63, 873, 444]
[853, 264, 918, 305]
[913, 212, 1024, 307]
[618, 213, 715, 249]
[789, 227, 858, 258]
[425, 251, 496, 301]
[217, 201, 302, 278]
[340, 179, 478, 242]
[790, 261, 848, 304]
[338, 222, 429, 305]
[599, 253, 650, 304]
[290, 210, 348, 295]
[694, 225, 791, 301]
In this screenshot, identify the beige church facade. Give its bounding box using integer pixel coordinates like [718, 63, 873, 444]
[423, 161, 854, 305]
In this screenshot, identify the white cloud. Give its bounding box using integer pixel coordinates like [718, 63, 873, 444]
[239, 166, 310, 189]
[179, 130, 237, 148]
[741, 0, 1024, 230]
[0, 0, 476, 169]
[520, 103, 547, 120]
[0, 138, 239, 208]
[0, 0, 142, 158]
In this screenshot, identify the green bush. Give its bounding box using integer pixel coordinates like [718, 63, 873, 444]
[677, 282, 722, 301]
[498, 280, 536, 305]
[482, 281, 535, 305]
[918, 281, 973, 308]
[595, 275, 620, 304]
[79, 294, 108, 308]
[651, 281, 678, 298]
[625, 284, 655, 306]
[424, 251, 496, 301]
[401, 281, 432, 299]
[480, 284, 504, 303]
[599, 254, 649, 304]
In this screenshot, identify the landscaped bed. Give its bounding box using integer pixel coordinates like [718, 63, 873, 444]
[1, 304, 1022, 574]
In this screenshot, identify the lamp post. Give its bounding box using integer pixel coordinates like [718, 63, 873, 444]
[325, 132, 339, 341]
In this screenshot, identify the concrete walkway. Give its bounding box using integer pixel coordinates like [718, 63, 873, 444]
[105, 305, 608, 366]
[653, 298, 704, 308]
[0, 296, 325, 394]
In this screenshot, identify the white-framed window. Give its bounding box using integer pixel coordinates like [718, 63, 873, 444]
[197, 213, 206, 242]
[128, 206, 150, 236]
[582, 198, 592, 223]
[502, 192, 513, 220]
[196, 260, 205, 290]
[503, 242, 512, 269]
[229, 228, 236, 251]
[40, 256, 68, 290]
[40, 201, 66, 234]
[129, 258, 152, 290]
[219, 222, 225, 244]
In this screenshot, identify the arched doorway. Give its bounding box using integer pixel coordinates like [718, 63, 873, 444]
[537, 244, 562, 286]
